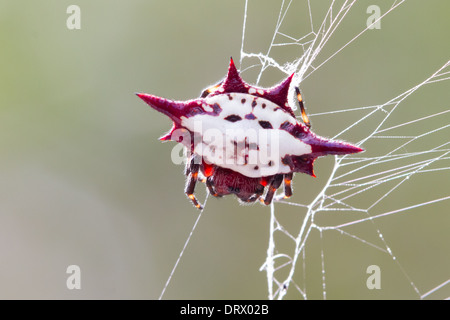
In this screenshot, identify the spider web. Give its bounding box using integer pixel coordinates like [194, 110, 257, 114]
[238, 0, 450, 300]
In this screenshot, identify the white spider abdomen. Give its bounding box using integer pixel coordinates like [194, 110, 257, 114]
[181, 93, 312, 178]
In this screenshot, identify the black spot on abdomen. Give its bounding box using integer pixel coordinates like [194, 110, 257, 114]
[258, 121, 273, 129]
[225, 114, 242, 122]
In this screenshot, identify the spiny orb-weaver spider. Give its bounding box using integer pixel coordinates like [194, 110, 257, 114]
[137, 58, 363, 209]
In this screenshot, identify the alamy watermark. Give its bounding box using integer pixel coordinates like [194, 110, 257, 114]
[66, 5, 81, 30]
[366, 5, 381, 29]
[66, 265, 81, 290]
[168, 123, 288, 174]
[366, 264, 381, 289]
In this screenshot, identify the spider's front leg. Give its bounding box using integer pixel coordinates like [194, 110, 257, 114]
[185, 155, 203, 210]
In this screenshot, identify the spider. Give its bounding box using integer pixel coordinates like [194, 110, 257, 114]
[137, 58, 363, 209]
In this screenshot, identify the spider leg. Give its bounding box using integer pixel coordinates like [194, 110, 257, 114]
[263, 174, 284, 205]
[283, 173, 293, 198]
[199, 162, 220, 197]
[206, 177, 221, 197]
[184, 162, 191, 176]
[200, 81, 223, 98]
[295, 87, 311, 128]
[274, 173, 294, 201]
[185, 156, 203, 210]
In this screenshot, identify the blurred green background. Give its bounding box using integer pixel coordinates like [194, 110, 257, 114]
[0, 0, 448, 299]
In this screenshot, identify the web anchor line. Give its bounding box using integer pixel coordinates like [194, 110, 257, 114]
[239, 0, 450, 300]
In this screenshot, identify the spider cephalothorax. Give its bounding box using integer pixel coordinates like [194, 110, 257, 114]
[137, 58, 363, 209]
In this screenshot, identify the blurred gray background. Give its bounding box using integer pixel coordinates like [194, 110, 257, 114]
[0, 0, 449, 299]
